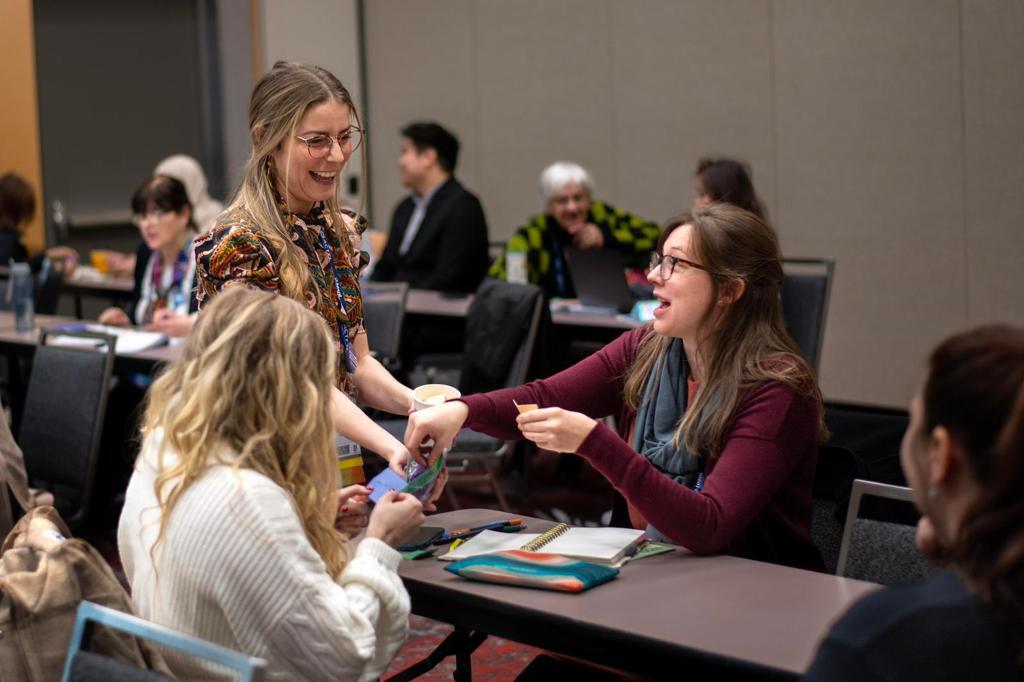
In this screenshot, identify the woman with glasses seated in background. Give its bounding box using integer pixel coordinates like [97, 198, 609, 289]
[98, 175, 198, 337]
[409, 203, 825, 571]
[119, 287, 424, 679]
[195, 61, 444, 500]
[693, 157, 768, 222]
[806, 326, 1024, 681]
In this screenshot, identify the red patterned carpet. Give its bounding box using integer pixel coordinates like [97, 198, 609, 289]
[384, 615, 541, 680]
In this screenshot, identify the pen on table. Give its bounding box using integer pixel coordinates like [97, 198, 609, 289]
[437, 518, 522, 543]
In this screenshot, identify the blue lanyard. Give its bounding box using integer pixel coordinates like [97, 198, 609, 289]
[316, 229, 358, 374]
[551, 233, 567, 297]
[693, 470, 705, 493]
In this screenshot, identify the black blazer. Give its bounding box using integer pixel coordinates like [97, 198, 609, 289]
[371, 177, 489, 293]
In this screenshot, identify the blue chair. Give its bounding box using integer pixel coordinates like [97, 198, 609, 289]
[62, 601, 266, 681]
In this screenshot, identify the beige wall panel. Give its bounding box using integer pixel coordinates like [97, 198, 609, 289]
[774, 0, 965, 407]
[609, 1, 775, 225]
[363, 0, 478, 229]
[260, 0, 365, 210]
[962, 1, 1024, 326]
[473, 0, 615, 239]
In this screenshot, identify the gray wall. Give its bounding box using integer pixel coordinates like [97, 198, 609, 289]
[363, 0, 1024, 408]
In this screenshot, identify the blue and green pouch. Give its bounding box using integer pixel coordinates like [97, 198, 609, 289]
[444, 550, 619, 593]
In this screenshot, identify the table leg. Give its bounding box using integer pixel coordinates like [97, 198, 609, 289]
[386, 627, 488, 681]
[74, 293, 83, 319]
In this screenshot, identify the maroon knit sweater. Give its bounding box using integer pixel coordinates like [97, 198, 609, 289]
[461, 327, 824, 571]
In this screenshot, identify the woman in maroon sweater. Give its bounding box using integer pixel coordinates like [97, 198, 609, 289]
[408, 203, 825, 570]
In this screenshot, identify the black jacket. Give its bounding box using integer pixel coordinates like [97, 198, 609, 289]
[371, 178, 489, 293]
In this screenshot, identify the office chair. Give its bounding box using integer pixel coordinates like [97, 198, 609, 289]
[837, 479, 935, 585]
[781, 258, 835, 373]
[20, 330, 115, 530]
[362, 282, 409, 372]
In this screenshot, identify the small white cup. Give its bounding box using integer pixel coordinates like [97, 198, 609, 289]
[506, 251, 527, 284]
[412, 383, 461, 412]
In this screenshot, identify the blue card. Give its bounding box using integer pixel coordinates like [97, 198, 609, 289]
[367, 468, 406, 503]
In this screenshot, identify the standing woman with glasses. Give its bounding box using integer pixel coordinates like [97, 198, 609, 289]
[99, 175, 198, 337]
[409, 203, 825, 570]
[195, 62, 443, 499]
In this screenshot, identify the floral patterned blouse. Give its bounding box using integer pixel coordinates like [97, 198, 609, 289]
[194, 196, 369, 390]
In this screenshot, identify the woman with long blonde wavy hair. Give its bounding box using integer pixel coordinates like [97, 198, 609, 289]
[194, 61, 446, 508]
[117, 287, 424, 680]
[409, 203, 826, 570]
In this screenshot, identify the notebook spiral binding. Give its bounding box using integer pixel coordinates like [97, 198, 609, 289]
[521, 522, 571, 551]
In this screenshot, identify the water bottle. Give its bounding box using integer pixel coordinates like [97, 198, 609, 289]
[9, 261, 35, 332]
[51, 199, 69, 244]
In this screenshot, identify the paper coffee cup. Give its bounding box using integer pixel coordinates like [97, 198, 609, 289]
[412, 383, 461, 412]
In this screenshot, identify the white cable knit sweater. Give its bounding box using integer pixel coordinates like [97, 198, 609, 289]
[117, 435, 410, 680]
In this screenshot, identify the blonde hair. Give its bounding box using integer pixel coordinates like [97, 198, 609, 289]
[624, 203, 826, 457]
[232, 60, 366, 306]
[142, 287, 349, 577]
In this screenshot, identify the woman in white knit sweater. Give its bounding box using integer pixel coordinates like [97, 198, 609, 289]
[118, 287, 423, 680]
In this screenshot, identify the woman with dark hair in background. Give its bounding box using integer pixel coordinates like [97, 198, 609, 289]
[0, 172, 79, 272]
[694, 158, 767, 221]
[98, 175, 198, 337]
[806, 325, 1024, 681]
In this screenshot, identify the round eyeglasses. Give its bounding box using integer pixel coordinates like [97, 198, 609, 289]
[131, 209, 170, 226]
[295, 127, 364, 159]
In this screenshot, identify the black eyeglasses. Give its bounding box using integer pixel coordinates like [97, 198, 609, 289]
[648, 252, 715, 280]
[295, 127, 364, 159]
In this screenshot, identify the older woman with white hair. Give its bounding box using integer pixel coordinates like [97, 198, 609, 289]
[489, 161, 660, 299]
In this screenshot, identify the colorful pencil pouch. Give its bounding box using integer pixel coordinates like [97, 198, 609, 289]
[444, 550, 619, 593]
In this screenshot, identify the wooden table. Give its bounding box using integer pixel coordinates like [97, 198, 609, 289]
[63, 275, 135, 318]
[397, 509, 877, 681]
[0, 312, 180, 373]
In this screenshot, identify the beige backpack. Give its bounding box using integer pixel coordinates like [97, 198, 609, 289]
[0, 506, 172, 680]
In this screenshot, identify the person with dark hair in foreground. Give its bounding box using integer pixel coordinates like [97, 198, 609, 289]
[805, 325, 1024, 681]
[694, 158, 767, 222]
[371, 121, 489, 293]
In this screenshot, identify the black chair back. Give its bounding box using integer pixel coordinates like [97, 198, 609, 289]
[361, 282, 408, 370]
[781, 258, 835, 373]
[459, 279, 543, 395]
[20, 330, 115, 529]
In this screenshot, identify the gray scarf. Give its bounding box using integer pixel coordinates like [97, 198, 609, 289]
[631, 338, 705, 542]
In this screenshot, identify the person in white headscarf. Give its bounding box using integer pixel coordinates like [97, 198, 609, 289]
[97, 155, 224, 278]
[153, 154, 224, 233]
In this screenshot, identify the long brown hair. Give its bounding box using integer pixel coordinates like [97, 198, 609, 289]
[924, 325, 1024, 665]
[232, 60, 366, 306]
[142, 287, 349, 578]
[624, 203, 823, 457]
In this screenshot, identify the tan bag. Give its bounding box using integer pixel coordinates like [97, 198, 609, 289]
[0, 506, 173, 680]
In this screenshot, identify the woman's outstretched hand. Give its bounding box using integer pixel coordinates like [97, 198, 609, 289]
[516, 407, 597, 454]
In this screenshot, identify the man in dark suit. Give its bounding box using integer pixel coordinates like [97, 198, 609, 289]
[371, 122, 489, 293]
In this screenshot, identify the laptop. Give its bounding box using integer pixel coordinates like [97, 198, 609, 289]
[564, 247, 636, 314]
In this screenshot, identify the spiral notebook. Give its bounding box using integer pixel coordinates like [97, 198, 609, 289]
[440, 523, 645, 566]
